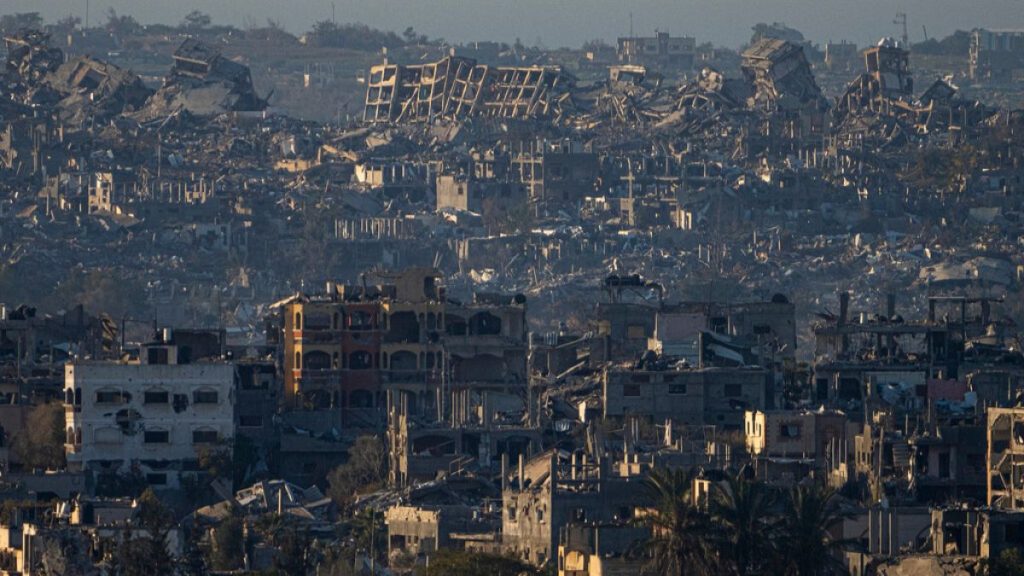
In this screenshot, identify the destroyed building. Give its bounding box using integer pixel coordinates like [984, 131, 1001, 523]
[364, 55, 575, 123]
[741, 38, 828, 113]
[0, 12, 1023, 575]
[3, 30, 63, 95]
[43, 56, 152, 124]
[139, 38, 267, 119]
[501, 449, 647, 566]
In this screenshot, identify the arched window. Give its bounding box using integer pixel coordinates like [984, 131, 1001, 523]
[295, 351, 302, 370]
[303, 350, 331, 371]
[445, 314, 468, 336]
[349, 350, 373, 370]
[390, 350, 417, 371]
[295, 312, 302, 329]
[350, 389, 373, 408]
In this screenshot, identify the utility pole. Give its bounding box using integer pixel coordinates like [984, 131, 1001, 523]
[369, 508, 375, 574]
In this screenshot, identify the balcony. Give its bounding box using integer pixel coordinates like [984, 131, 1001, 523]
[300, 330, 343, 345]
[297, 369, 342, 387]
[382, 370, 440, 385]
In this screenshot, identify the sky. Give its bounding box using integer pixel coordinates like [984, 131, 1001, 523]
[14, 0, 1024, 49]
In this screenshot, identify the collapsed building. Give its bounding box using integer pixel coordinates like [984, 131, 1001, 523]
[43, 56, 153, 124]
[3, 30, 63, 94]
[363, 55, 575, 123]
[834, 39, 994, 146]
[138, 38, 267, 120]
[501, 447, 648, 566]
[0, 16, 1022, 574]
[3, 29, 150, 124]
[740, 38, 828, 114]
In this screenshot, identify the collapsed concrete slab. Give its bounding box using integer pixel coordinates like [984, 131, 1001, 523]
[43, 56, 153, 124]
[741, 38, 828, 112]
[136, 38, 267, 121]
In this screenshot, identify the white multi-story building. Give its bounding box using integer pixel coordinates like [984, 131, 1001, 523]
[64, 337, 235, 489]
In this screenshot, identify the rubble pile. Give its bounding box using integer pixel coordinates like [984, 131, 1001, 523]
[137, 38, 267, 120]
[0, 18, 1023, 576]
[43, 56, 153, 124]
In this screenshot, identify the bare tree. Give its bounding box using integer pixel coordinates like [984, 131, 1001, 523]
[327, 435, 387, 507]
[12, 402, 65, 471]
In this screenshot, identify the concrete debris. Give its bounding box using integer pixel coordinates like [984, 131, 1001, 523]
[741, 38, 828, 112]
[43, 56, 153, 124]
[136, 38, 267, 120]
[0, 19, 1023, 576]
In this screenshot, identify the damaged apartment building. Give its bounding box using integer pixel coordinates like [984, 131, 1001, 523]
[363, 55, 575, 123]
[1, 11, 1024, 574]
[501, 445, 649, 567]
[64, 329, 237, 489]
[275, 267, 541, 487]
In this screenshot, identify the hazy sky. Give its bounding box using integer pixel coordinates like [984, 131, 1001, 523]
[15, 0, 1024, 49]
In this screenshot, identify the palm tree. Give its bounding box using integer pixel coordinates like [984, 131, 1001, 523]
[775, 483, 856, 576]
[640, 467, 719, 576]
[712, 473, 778, 576]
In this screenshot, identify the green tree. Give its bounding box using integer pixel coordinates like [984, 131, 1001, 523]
[179, 522, 208, 576]
[775, 484, 855, 576]
[402, 26, 427, 45]
[197, 440, 233, 482]
[105, 8, 141, 37]
[12, 402, 65, 471]
[271, 524, 312, 575]
[209, 514, 244, 571]
[640, 467, 719, 576]
[986, 548, 1024, 576]
[0, 13, 44, 33]
[711, 473, 778, 576]
[350, 509, 386, 567]
[418, 549, 540, 576]
[306, 21, 404, 50]
[181, 10, 211, 30]
[112, 489, 175, 576]
[49, 15, 81, 35]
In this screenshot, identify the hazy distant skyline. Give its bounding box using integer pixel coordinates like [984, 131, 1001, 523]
[14, 0, 1024, 49]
